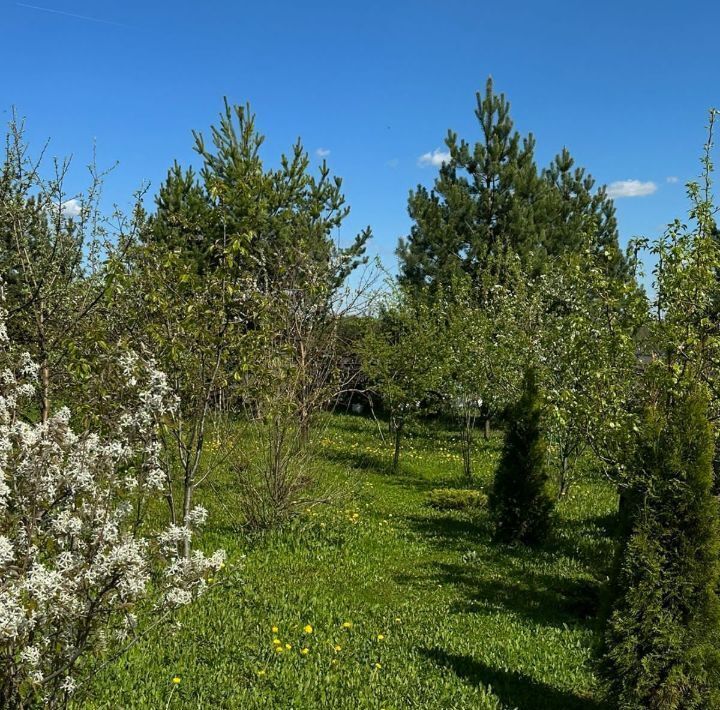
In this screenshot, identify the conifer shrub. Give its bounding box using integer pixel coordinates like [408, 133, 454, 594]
[488, 367, 553, 544]
[601, 386, 720, 709]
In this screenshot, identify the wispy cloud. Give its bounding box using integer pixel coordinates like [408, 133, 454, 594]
[606, 179, 657, 198]
[315, 147, 331, 158]
[666, 176, 679, 184]
[386, 158, 399, 168]
[16, 2, 130, 28]
[60, 198, 82, 218]
[417, 148, 450, 168]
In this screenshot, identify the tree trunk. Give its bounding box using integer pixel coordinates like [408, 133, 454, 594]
[40, 358, 50, 424]
[559, 454, 569, 498]
[392, 418, 403, 472]
[181, 473, 194, 558]
[460, 410, 473, 480]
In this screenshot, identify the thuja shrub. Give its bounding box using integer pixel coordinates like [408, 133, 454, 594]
[602, 387, 720, 709]
[0, 327, 225, 708]
[488, 367, 554, 544]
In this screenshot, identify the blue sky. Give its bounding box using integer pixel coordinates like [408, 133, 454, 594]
[3, 0, 719, 277]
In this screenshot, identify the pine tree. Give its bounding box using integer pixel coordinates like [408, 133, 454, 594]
[146, 162, 218, 270]
[147, 100, 371, 292]
[541, 147, 627, 278]
[488, 367, 554, 544]
[398, 77, 541, 291]
[397, 78, 628, 292]
[602, 386, 720, 709]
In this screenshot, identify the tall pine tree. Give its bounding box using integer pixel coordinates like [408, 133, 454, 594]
[398, 78, 627, 292]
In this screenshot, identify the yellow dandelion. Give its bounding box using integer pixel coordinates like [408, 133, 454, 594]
[303, 624, 313, 634]
[271, 625, 278, 633]
[334, 644, 342, 652]
[342, 621, 353, 629]
[377, 634, 385, 641]
[257, 669, 266, 677]
[374, 663, 382, 669]
[272, 638, 281, 645]
[300, 647, 309, 655]
[285, 643, 292, 650]
[274, 646, 284, 654]
[172, 676, 181, 684]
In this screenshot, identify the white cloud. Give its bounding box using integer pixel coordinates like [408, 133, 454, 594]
[315, 147, 331, 158]
[60, 198, 82, 217]
[417, 148, 450, 168]
[606, 179, 657, 198]
[666, 176, 679, 184]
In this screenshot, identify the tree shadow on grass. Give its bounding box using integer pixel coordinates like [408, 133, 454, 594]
[319, 445, 389, 473]
[401, 513, 602, 629]
[419, 647, 608, 710]
[442, 562, 600, 627]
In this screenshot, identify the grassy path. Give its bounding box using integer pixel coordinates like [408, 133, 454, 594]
[86, 414, 616, 709]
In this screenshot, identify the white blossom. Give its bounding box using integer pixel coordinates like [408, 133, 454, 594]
[0, 333, 225, 706]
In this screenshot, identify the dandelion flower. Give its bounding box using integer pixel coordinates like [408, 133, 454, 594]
[374, 663, 382, 670]
[301, 647, 309, 655]
[377, 634, 385, 641]
[257, 670, 266, 677]
[274, 646, 283, 654]
[271, 626, 278, 633]
[304, 624, 313, 634]
[334, 645, 342, 652]
[172, 676, 181, 684]
[272, 638, 281, 646]
[342, 621, 353, 629]
[285, 643, 292, 650]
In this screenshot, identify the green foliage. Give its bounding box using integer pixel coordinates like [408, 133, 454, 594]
[397, 77, 627, 292]
[489, 368, 554, 544]
[427, 487, 487, 511]
[359, 286, 448, 470]
[601, 386, 720, 709]
[147, 99, 370, 291]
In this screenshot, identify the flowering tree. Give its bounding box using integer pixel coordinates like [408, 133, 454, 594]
[0, 114, 143, 424]
[0, 316, 224, 708]
[535, 248, 647, 494]
[441, 269, 534, 479]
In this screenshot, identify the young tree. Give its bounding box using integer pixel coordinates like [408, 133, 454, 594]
[0, 322, 224, 709]
[441, 267, 533, 479]
[0, 115, 141, 423]
[488, 367, 554, 544]
[360, 287, 446, 471]
[536, 248, 647, 494]
[601, 385, 720, 709]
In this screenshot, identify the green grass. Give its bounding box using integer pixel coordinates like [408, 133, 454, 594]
[82, 413, 617, 709]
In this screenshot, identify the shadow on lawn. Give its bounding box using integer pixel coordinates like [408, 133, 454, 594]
[419, 647, 608, 710]
[441, 562, 599, 627]
[401, 513, 604, 628]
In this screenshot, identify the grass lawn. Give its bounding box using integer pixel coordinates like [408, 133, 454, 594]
[83, 413, 617, 709]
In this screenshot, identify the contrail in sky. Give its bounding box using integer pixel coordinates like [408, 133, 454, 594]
[16, 2, 131, 28]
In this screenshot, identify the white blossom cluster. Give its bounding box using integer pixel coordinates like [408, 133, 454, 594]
[0, 321, 225, 707]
